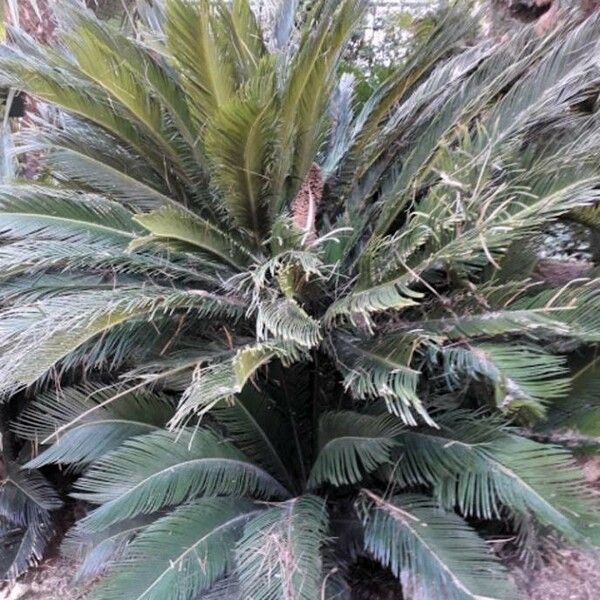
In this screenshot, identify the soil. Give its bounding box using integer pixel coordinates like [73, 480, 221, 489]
[0, 559, 82, 600]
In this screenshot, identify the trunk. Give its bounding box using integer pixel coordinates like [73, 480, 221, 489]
[486, 0, 599, 36]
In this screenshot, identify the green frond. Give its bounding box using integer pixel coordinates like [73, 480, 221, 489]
[235, 495, 328, 600]
[133, 206, 254, 269]
[309, 411, 403, 488]
[16, 384, 173, 469]
[74, 428, 290, 533]
[63, 514, 159, 583]
[256, 298, 322, 347]
[371, 28, 545, 237]
[361, 491, 516, 600]
[542, 356, 600, 437]
[0, 184, 141, 242]
[215, 0, 266, 84]
[59, 10, 195, 177]
[324, 282, 423, 328]
[0, 462, 62, 580]
[91, 498, 260, 600]
[0, 238, 219, 286]
[330, 4, 481, 189]
[0, 462, 63, 524]
[484, 13, 600, 144]
[210, 387, 296, 491]
[440, 344, 570, 419]
[0, 31, 165, 171]
[203, 85, 275, 240]
[510, 280, 600, 344]
[331, 334, 433, 427]
[273, 0, 368, 209]
[165, 0, 234, 127]
[0, 286, 241, 393]
[171, 341, 305, 428]
[405, 309, 571, 340]
[392, 413, 597, 542]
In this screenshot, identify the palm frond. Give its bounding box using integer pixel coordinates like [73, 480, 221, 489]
[133, 206, 254, 270]
[0, 286, 242, 393]
[63, 513, 159, 583]
[235, 494, 328, 600]
[331, 333, 432, 427]
[91, 498, 260, 600]
[361, 491, 516, 600]
[171, 341, 305, 428]
[541, 355, 600, 437]
[0, 462, 62, 581]
[210, 387, 296, 491]
[203, 80, 275, 241]
[272, 0, 368, 210]
[393, 412, 597, 542]
[256, 297, 322, 347]
[272, 0, 299, 51]
[0, 184, 141, 242]
[165, 0, 234, 127]
[439, 344, 570, 419]
[330, 4, 481, 190]
[16, 384, 173, 469]
[215, 0, 266, 84]
[73, 429, 290, 533]
[309, 411, 402, 488]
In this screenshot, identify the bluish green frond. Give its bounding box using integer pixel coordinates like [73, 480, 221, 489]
[0, 463, 62, 580]
[484, 13, 600, 144]
[324, 279, 423, 327]
[256, 297, 322, 347]
[16, 384, 173, 468]
[331, 5, 481, 191]
[74, 429, 289, 533]
[510, 279, 600, 344]
[361, 491, 516, 600]
[440, 344, 570, 419]
[63, 513, 159, 583]
[235, 495, 328, 600]
[0, 286, 242, 394]
[0, 184, 140, 242]
[309, 411, 403, 488]
[392, 413, 597, 542]
[406, 309, 571, 340]
[331, 334, 432, 427]
[91, 498, 260, 600]
[211, 387, 295, 490]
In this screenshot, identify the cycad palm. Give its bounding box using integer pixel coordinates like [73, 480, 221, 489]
[0, 0, 598, 597]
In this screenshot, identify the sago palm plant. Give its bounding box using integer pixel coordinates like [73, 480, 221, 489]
[0, 0, 599, 597]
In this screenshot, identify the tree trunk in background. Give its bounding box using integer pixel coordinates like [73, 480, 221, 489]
[14, 0, 54, 178]
[487, 0, 599, 36]
[18, 0, 55, 42]
[86, 0, 136, 20]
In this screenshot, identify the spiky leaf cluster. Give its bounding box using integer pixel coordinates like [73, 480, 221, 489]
[0, 0, 598, 597]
